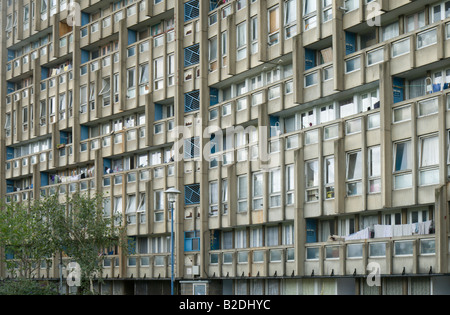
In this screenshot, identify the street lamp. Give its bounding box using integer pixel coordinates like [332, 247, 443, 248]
[164, 187, 181, 295]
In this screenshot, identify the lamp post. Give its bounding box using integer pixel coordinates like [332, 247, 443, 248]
[164, 187, 181, 295]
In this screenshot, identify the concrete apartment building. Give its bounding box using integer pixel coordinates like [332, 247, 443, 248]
[2, 0, 450, 295]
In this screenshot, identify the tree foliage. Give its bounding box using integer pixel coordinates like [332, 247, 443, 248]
[0, 192, 128, 295]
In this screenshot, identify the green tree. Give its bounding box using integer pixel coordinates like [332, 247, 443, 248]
[0, 199, 55, 280]
[44, 192, 128, 294]
[0, 192, 128, 295]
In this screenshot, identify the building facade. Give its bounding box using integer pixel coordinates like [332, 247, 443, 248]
[2, 0, 450, 295]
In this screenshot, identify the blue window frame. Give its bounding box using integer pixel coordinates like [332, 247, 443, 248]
[184, 230, 200, 251]
[184, 44, 200, 67]
[184, 90, 200, 112]
[185, 184, 200, 205]
[184, 137, 200, 159]
[184, 0, 200, 22]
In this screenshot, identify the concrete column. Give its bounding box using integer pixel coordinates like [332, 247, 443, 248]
[435, 185, 448, 274]
[379, 61, 392, 208]
[332, 0, 345, 92]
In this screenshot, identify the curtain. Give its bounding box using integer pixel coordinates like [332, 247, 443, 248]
[250, 280, 263, 295]
[237, 23, 246, 48]
[347, 151, 362, 180]
[270, 169, 281, 193]
[395, 141, 411, 171]
[126, 195, 136, 213]
[223, 231, 233, 249]
[420, 136, 439, 167]
[236, 280, 247, 295]
[269, 7, 279, 34]
[253, 173, 263, 197]
[410, 278, 430, 295]
[384, 278, 403, 295]
[409, 77, 426, 99]
[238, 176, 247, 199]
[303, 0, 316, 15]
[302, 279, 316, 295]
[235, 229, 246, 248]
[114, 197, 122, 214]
[222, 179, 228, 202]
[306, 160, 318, 187]
[369, 146, 381, 177]
[209, 182, 218, 204]
[285, 0, 296, 24]
[267, 226, 278, 246]
[325, 157, 335, 184]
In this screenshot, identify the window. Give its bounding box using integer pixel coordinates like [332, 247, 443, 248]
[361, 90, 379, 111]
[266, 226, 279, 246]
[184, 44, 200, 67]
[284, 0, 297, 39]
[285, 164, 295, 205]
[185, 184, 200, 205]
[303, 0, 316, 31]
[250, 227, 263, 247]
[235, 229, 246, 249]
[369, 242, 386, 258]
[343, 0, 358, 12]
[367, 48, 384, 66]
[368, 146, 381, 193]
[345, 57, 360, 73]
[346, 151, 362, 196]
[126, 195, 137, 224]
[154, 190, 164, 222]
[324, 156, 335, 199]
[392, 38, 410, 58]
[236, 22, 247, 61]
[114, 196, 123, 226]
[222, 179, 228, 214]
[324, 124, 339, 140]
[320, 105, 335, 124]
[305, 160, 319, 202]
[382, 22, 399, 41]
[184, 90, 200, 112]
[184, 137, 200, 159]
[252, 173, 263, 210]
[184, 231, 200, 251]
[417, 28, 437, 49]
[419, 134, 439, 186]
[209, 36, 218, 71]
[138, 63, 149, 95]
[238, 175, 248, 212]
[394, 241, 413, 256]
[5, 113, 11, 137]
[184, 0, 200, 22]
[418, 98, 438, 117]
[339, 98, 356, 118]
[250, 17, 258, 54]
[305, 72, 318, 87]
[153, 58, 163, 91]
[209, 181, 219, 215]
[393, 140, 412, 189]
[269, 168, 281, 207]
[221, 31, 228, 67]
[268, 6, 280, 45]
[323, 0, 333, 22]
[345, 118, 361, 135]
[127, 68, 136, 99]
[406, 11, 425, 33]
[431, 1, 450, 23]
[393, 105, 411, 123]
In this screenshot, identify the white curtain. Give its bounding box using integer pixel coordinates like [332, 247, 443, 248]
[420, 136, 439, 167]
[303, 0, 316, 15]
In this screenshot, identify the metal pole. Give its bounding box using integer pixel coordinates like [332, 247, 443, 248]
[171, 201, 174, 295]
